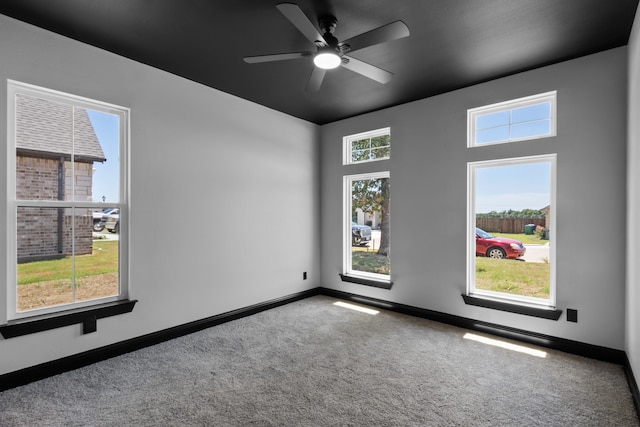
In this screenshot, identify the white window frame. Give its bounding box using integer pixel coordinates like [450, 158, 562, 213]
[467, 91, 557, 147]
[466, 154, 557, 308]
[6, 80, 130, 321]
[343, 171, 391, 283]
[343, 127, 391, 165]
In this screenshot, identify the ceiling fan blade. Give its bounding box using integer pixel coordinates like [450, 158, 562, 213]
[243, 52, 312, 63]
[341, 56, 394, 84]
[342, 21, 410, 53]
[305, 67, 327, 92]
[276, 3, 326, 45]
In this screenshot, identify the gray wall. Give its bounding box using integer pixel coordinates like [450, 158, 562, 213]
[627, 2, 640, 385]
[320, 47, 628, 349]
[0, 15, 320, 375]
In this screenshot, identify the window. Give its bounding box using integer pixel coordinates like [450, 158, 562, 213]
[343, 172, 391, 286]
[467, 155, 556, 309]
[468, 92, 556, 147]
[7, 80, 129, 321]
[343, 127, 390, 164]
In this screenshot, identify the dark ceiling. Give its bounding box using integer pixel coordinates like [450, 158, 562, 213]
[1, 1, 638, 125]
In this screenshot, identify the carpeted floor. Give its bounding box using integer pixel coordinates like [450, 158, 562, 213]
[1, 295, 638, 426]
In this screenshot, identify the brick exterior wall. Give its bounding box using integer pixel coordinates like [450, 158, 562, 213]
[17, 155, 94, 261]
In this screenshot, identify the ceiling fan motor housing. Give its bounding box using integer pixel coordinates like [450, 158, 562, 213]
[318, 15, 337, 35]
[317, 15, 350, 56]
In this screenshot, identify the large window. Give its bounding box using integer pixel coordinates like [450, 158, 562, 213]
[467, 92, 556, 147]
[467, 155, 556, 308]
[7, 81, 129, 320]
[343, 127, 390, 165]
[343, 172, 391, 284]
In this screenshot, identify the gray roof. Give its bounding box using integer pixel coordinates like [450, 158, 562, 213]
[15, 94, 106, 162]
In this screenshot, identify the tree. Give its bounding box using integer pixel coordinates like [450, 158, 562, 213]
[476, 208, 545, 218]
[352, 177, 390, 256]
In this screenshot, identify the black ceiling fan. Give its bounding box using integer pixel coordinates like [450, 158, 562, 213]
[243, 3, 410, 91]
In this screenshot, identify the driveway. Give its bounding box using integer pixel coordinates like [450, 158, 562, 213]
[522, 243, 549, 263]
[93, 230, 119, 241]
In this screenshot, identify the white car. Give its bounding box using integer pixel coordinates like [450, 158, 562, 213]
[102, 209, 119, 233]
[93, 208, 115, 232]
[352, 222, 372, 246]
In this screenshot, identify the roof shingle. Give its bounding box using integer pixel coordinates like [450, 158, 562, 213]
[16, 94, 106, 162]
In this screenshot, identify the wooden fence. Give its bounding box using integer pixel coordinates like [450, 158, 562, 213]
[475, 217, 546, 234]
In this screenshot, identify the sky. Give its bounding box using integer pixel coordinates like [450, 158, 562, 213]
[87, 110, 119, 204]
[475, 162, 550, 213]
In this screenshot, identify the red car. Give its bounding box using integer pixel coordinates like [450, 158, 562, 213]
[475, 227, 526, 259]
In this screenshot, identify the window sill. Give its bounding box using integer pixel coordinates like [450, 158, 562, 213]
[461, 294, 562, 320]
[0, 299, 137, 338]
[339, 274, 393, 290]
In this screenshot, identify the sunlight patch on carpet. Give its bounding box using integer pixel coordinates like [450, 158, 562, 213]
[334, 301, 379, 315]
[463, 332, 547, 358]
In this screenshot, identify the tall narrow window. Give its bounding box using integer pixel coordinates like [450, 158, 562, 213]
[7, 81, 129, 320]
[343, 172, 390, 284]
[467, 155, 556, 307]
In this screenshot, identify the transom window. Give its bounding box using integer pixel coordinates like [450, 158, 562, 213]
[468, 92, 556, 147]
[343, 127, 390, 164]
[6, 80, 129, 320]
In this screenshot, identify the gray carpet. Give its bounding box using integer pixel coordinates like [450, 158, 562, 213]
[1, 295, 638, 426]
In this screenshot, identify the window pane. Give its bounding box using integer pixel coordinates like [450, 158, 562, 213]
[476, 110, 510, 130]
[88, 110, 120, 203]
[67, 108, 108, 203]
[15, 96, 111, 203]
[76, 207, 119, 303]
[352, 138, 371, 150]
[476, 126, 510, 145]
[17, 207, 74, 311]
[511, 119, 551, 139]
[352, 149, 370, 163]
[351, 177, 390, 276]
[371, 135, 390, 148]
[370, 146, 390, 160]
[15, 95, 71, 201]
[511, 103, 550, 124]
[473, 161, 552, 301]
[16, 206, 120, 311]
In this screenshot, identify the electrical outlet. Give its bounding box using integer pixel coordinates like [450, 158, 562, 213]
[567, 309, 578, 323]
[303, 272, 307, 280]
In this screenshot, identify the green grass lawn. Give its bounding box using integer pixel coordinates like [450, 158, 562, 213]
[19, 239, 544, 302]
[18, 240, 119, 285]
[351, 248, 390, 275]
[485, 232, 547, 245]
[475, 257, 549, 299]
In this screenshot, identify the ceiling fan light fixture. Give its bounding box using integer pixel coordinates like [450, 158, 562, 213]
[314, 50, 341, 69]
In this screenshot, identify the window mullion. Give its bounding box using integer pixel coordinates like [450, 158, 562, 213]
[509, 109, 513, 141]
